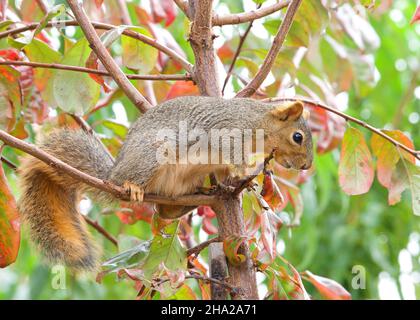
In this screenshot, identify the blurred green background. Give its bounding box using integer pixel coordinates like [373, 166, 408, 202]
[0, 0, 419, 299]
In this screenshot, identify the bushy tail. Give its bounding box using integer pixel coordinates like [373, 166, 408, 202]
[18, 129, 114, 272]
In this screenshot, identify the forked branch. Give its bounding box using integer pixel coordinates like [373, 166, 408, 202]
[236, 0, 302, 98]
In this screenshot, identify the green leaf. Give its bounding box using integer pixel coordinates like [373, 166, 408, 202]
[8, 4, 65, 50]
[52, 38, 101, 115]
[388, 158, 420, 215]
[371, 130, 415, 188]
[223, 235, 249, 266]
[24, 39, 62, 106]
[141, 220, 187, 281]
[338, 127, 374, 195]
[34, 4, 66, 37]
[121, 26, 158, 73]
[101, 119, 129, 139]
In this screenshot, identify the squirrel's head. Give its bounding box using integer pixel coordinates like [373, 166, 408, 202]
[263, 101, 313, 170]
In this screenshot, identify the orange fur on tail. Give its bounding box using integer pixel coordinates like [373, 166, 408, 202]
[18, 130, 114, 272]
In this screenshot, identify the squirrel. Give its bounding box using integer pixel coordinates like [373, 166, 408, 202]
[18, 96, 313, 273]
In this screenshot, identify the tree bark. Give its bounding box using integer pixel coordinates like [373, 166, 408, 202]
[208, 243, 229, 300]
[211, 197, 259, 300]
[188, 0, 221, 96]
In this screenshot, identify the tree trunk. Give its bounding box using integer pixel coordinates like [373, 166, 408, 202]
[187, 0, 258, 300]
[211, 196, 259, 300]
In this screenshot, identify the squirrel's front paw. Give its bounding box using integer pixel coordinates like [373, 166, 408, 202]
[123, 181, 144, 203]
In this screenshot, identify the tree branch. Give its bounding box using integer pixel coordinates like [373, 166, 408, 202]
[0, 21, 193, 74]
[0, 129, 217, 206]
[213, 0, 290, 26]
[174, 0, 191, 19]
[0, 60, 192, 81]
[221, 6, 259, 94]
[187, 236, 220, 258]
[188, 0, 221, 96]
[35, 0, 48, 14]
[264, 96, 420, 160]
[84, 216, 118, 247]
[154, 273, 239, 293]
[236, 0, 302, 98]
[116, 0, 131, 25]
[67, 0, 152, 112]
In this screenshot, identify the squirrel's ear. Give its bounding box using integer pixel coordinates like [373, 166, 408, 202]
[270, 101, 304, 121]
[302, 109, 310, 121]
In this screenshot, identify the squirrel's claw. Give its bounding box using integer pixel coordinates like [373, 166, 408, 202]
[123, 181, 144, 203]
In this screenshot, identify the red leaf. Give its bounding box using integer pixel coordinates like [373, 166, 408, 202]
[260, 210, 276, 260]
[0, 162, 20, 268]
[305, 104, 346, 154]
[410, 6, 420, 24]
[166, 81, 199, 99]
[0, 49, 20, 61]
[85, 54, 112, 93]
[303, 271, 351, 300]
[116, 202, 155, 224]
[197, 206, 216, 218]
[338, 127, 374, 195]
[261, 171, 285, 210]
[94, 0, 104, 9]
[150, 0, 177, 27]
[202, 216, 218, 235]
[217, 43, 234, 62]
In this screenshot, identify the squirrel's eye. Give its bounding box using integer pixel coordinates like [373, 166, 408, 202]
[292, 132, 303, 145]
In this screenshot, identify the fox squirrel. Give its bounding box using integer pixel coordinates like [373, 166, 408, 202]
[18, 96, 313, 272]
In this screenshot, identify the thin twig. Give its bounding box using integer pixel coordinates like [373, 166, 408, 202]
[116, 0, 131, 25]
[233, 149, 276, 195]
[83, 215, 118, 247]
[174, 0, 191, 19]
[187, 236, 220, 258]
[35, 0, 48, 14]
[0, 129, 217, 206]
[69, 114, 115, 161]
[213, 0, 290, 26]
[393, 71, 419, 127]
[0, 21, 193, 73]
[0, 60, 192, 81]
[236, 0, 302, 98]
[67, 0, 152, 112]
[116, 0, 157, 106]
[264, 96, 420, 161]
[154, 274, 239, 293]
[221, 5, 260, 94]
[1, 156, 17, 170]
